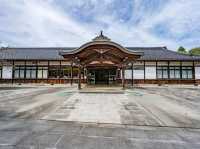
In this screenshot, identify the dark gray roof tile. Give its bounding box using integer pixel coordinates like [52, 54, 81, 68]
[0, 47, 200, 61]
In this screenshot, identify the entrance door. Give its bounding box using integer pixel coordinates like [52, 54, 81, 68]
[87, 68, 116, 85]
[95, 69, 109, 84]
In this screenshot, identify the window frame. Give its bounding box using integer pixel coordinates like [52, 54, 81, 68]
[157, 66, 169, 79]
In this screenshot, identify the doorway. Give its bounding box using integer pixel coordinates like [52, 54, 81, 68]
[87, 67, 117, 85]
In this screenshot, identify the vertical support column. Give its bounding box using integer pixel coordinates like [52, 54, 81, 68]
[78, 65, 81, 90]
[83, 66, 85, 83]
[122, 66, 125, 89]
[70, 62, 73, 85]
[193, 61, 196, 85]
[36, 60, 38, 83]
[116, 67, 119, 84]
[156, 61, 158, 85]
[59, 61, 61, 84]
[167, 61, 170, 84]
[131, 62, 134, 87]
[47, 60, 49, 83]
[144, 61, 146, 83]
[180, 61, 182, 80]
[24, 60, 26, 83]
[12, 60, 14, 84]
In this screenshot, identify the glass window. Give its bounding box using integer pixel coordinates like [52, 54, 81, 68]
[169, 66, 180, 79]
[38, 69, 43, 79]
[48, 66, 60, 78]
[14, 69, 19, 78]
[37, 67, 48, 79]
[163, 69, 168, 79]
[60, 66, 71, 78]
[25, 66, 36, 79]
[182, 66, 193, 79]
[26, 69, 31, 78]
[157, 66, 168, 79]
[14, 66, 25, 79]
[72, 67, 79, 78]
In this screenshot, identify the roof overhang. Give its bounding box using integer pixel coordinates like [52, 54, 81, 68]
[60, 41, 143, 56]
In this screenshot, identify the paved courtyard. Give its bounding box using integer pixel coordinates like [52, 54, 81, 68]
[0, 84, 200, 148]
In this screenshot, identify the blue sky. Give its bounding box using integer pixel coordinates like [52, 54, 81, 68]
[0, 0, 200, 50]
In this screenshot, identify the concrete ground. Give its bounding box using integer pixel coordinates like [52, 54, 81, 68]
[0, 118, 200, 149]
[0, 84, 200, 148]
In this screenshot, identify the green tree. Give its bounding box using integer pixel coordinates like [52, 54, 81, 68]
[189, 47, 200, 56]
[177, 46, 188, 54]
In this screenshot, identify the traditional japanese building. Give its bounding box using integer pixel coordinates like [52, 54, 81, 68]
[0, 32, 200, 88]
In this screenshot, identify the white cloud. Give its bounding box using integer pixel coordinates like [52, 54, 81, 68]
[0, 0, 199, 50]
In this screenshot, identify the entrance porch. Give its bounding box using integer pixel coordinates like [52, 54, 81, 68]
[60, 32, 142, 89]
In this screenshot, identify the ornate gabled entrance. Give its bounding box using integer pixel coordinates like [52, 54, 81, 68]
[60, 31, 143, 89]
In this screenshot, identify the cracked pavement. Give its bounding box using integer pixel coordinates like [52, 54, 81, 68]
[0, 85, 200, 148]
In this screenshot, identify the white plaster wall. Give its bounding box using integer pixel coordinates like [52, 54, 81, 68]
[145, 66, 156, 79]
[195, 67, 200, 79]
[125, 70, 132, 79]
[125, 69, 145, 79]
[2, 66, 13, 79]
[133, 70, 144, 79]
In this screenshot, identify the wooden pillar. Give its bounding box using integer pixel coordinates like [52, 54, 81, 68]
[144, 61, 146, 83]
[180, 61, 182, 81]
[70, 62, 73, 85]
[167, 61, 170, 84]
[83, 66, 85, 83]
[156, 61, 158, 83]
[12, 60, 14, 84]
[78, 65, 81, 90]
[47, 60, 49, 83]
[131, 62, 134, 87]
[59, 61, 61, 84]
[36, 60, 38, 83]
[193, 61, 196, 85]
[122, 66, 125, 89]
[24, 60, 26, 83]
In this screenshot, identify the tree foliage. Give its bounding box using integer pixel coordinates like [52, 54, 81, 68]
[189, 47, 200, 56]
[177, 46, 188, 54]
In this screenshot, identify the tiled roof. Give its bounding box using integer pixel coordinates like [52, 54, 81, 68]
[0, 47, 74, 60]
[127, 47, 200, 61]
[0, 47, 200, 61]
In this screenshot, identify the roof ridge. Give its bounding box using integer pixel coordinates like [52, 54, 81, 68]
[126, 46, 167, 50]
[4, 47, 77, 50]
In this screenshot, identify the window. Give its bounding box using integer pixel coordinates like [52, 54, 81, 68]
[26, 66, 36, 79]
[182, 66, 193, 79]
[48, 66, 60, 78]
[14, 66, 25, 79]
[170, 66, 180, 79]
[60, 66, 71, 78]
[38, 67, 48, 79]
[157, 66, 168, 79]
[72, 67, 79, 78]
